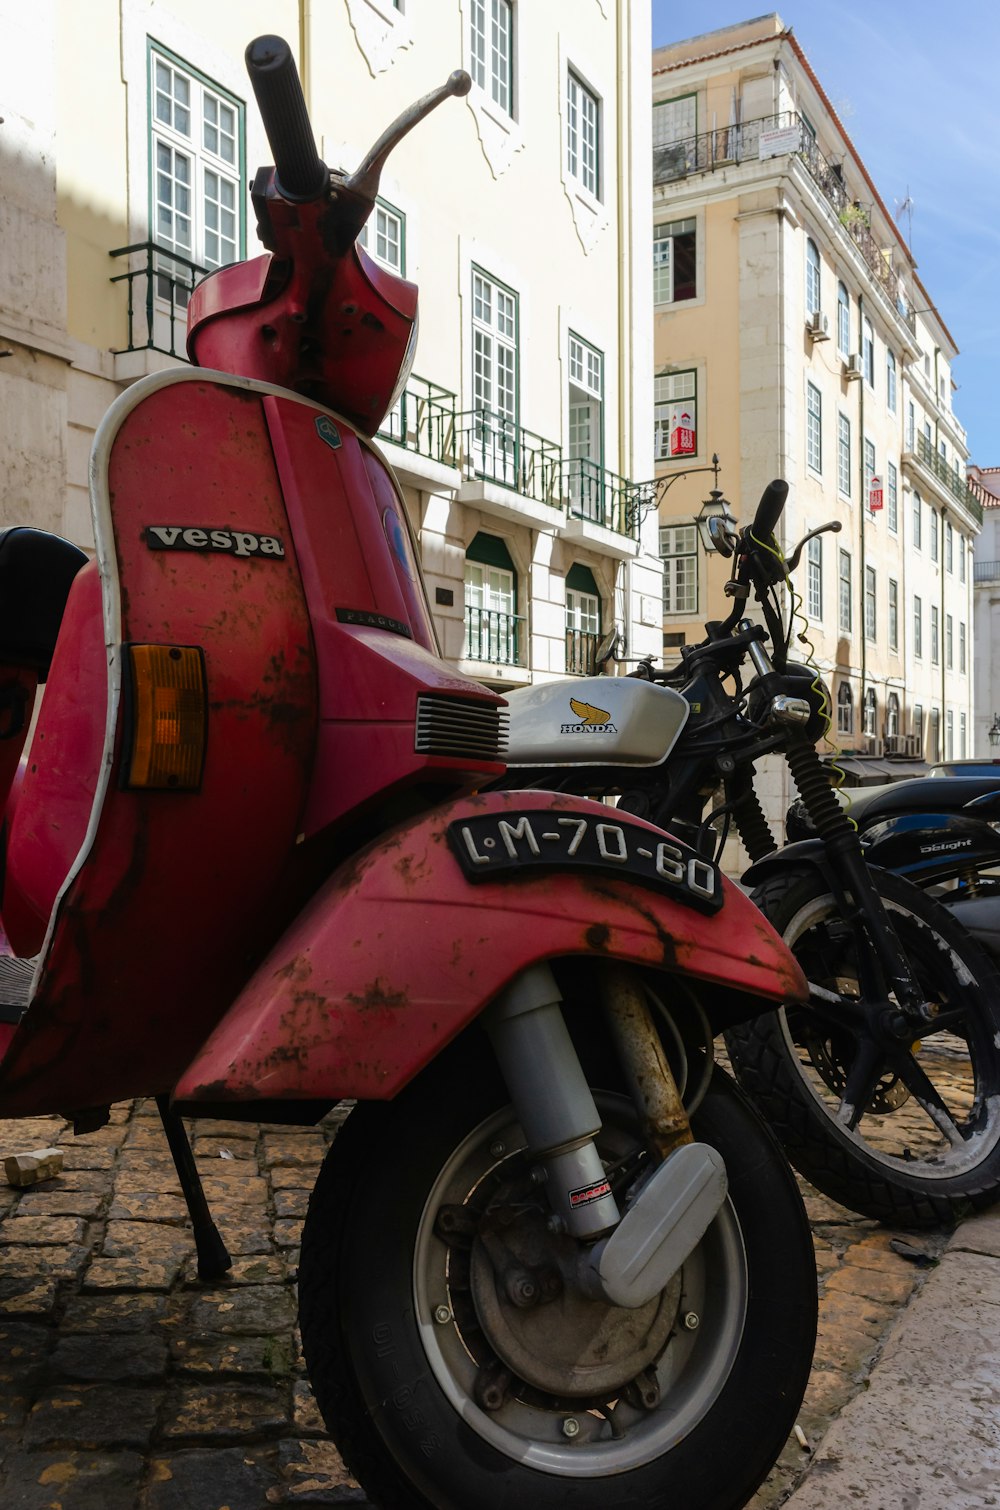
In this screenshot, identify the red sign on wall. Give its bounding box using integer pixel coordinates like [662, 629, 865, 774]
[670, 409, 696, 457]
[868, 474, 883, 511]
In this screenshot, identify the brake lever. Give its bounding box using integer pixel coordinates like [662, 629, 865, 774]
[785, 520, 842, 574]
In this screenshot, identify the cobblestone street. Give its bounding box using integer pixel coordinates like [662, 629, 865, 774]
[0, 1096, 951, 1509]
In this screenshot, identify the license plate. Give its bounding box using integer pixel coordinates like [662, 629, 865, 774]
[447, 810, 722, 914]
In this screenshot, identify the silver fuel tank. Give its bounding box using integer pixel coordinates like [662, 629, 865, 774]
[504, 677, 689, 768]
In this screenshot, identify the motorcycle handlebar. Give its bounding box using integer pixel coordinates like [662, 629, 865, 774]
[750, 479, 788, 542]
[245, 36, 328, 202]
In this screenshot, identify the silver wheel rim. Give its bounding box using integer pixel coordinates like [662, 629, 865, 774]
[777, 890, 1000, 1179]
[412, 1092, 748, 1476]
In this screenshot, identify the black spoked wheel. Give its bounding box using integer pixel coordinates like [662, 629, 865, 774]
[298, 1018, 816, 1510]
[726, 866, 1000, 1227]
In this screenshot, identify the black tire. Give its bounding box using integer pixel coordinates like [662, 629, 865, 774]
[299, 1022, 816, 1510]
[726, 865, 1000, 1227]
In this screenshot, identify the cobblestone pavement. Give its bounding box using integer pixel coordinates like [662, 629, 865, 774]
[0, 1096, 952, 1509]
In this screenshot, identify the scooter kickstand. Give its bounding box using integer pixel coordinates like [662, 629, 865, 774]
[156, 1095, 233, 1282]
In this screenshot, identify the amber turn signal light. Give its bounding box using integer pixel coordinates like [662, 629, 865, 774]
[125, 645, 207, 790]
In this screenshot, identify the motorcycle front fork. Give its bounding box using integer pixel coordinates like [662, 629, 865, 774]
[483, 961, 690, 1241]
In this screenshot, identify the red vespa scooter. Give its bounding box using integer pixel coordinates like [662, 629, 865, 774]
[0, 38, 816, 1510]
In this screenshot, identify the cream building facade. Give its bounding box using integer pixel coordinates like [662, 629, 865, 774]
[651, 15, 979, 828]
[1, 0, 661, 692]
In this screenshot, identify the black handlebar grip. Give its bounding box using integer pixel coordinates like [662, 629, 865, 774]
[245, 35, 327, 202]
[752, 479, 789, 540]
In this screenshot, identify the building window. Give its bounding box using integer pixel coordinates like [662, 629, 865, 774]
[907, 401, 915, 452]
[863, 687, 877, 737]
[805, 238, 821, 316]
[565, 563, 601, 675]
[863, 437, 876, 507]
[961, 540, 967, 583]
[914, 702, 923, 751]
[149, 45, 245, 299]
[837, 413, 851, 496]
[863, 316, 874, 386]
[888, 577, 898, 651]
[961, 710, 967, 758]
[837, 281, 850, 354]
[660, 524, 699, 614]
[931, 604, 939, 664]
[839, 548, 852, 633]
[472, 266, 518, 475]
[567, 332, 604, 518]
[654, 218, 696, 303]
[806, 382, 822, 473]
[946, 521, 954, 573]
[887, 460, 898, 532]
[960, 620, 966, 673]
[913, 490, 922, 549]
[807, 534, 822, 620]
[864, 565, 876, 641]
[358, 199, 405, 272]
[887, 692, 900, 738]
[567, 70, 600, 198]
[837, 681, 854, 736]
[886, 349, 897, 412]
[653, 93, 696, 145]
[655, 371, 697, 461]
[464, 532, 519, 664]
[929, 707, 940, 762]
[930, 508, 939, 563]
[947, 708, 954, 760]
[914, 595, 922, 658]
[946, 612, 954, 669]
[470, 0, 513, 114]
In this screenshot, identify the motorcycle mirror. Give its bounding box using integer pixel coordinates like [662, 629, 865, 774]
[596, 628, 625, 668]
[707, 514, 738, 558]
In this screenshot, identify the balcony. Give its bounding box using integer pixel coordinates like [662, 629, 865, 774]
[653, 113, 915, 332]
[377, 376, 456, 470]
[455, 408, 564, 509]
[110, 241, 209, 360]
[974, 560, 1000, 584]
[565, 629, 599, 676]
[560, 459, 640, 539]
[463, 605, 524, 667]
[915, 434, 983, 526]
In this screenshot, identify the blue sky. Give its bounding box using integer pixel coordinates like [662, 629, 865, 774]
[651, 2, 1000, 465]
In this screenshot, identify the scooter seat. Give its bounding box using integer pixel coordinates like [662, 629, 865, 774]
[845, 776, 1000, 825]
[0, 528, 88, 680]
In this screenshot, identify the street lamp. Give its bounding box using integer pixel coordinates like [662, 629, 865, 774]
[989, 714, 1000, 748]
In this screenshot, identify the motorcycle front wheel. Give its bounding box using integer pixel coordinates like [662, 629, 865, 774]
[726, 865, 1000, 1227]
[298, 1023, 816, 1510]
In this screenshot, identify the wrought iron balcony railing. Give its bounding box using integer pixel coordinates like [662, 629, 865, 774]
[109, 241, 209, 359]
[455, 408, 565, 510]
[377, 376, 456, 468]
[560, 459, 640, 539]
[916, 433, 983, 524]
[565, 628, 599, 676]
[654, 112, 915, 331]
[463, 605, 524, 666]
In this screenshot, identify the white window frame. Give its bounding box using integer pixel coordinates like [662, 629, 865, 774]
[931, 603, 940, 665]
[865, 565, 877, 642]
[805, 238, 821, 317]
[839, 548, 852, 633]
[654, 217, 696, 305]
[837, 281, 850, 354]
[358, 199, 405, 273]
[660, 524, 699, 615]
[887, 460, 898, 532]
[806, 382, 822, 474]
[886, 348, 897, 412]
[960, 620, 966, 673]
[806, 534, 822, 620]
[837, 682, 854, 736]
[913, 490, 922, 550]
[567, 69, 601, 200]
[863, 687, 877, 737]
[470, 0, 513, 116]
[654, 370, 698, 462]
[149, 44, 244, 299]
[914, 594, 923, 658]
[888, 578, 898, 651]
[863, 316, 874, 387]
[837, 412, 851, 496]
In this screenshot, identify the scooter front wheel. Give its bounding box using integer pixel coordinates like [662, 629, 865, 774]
[727, 866, 1000, 1227]
[298, 1025, 816, 1510]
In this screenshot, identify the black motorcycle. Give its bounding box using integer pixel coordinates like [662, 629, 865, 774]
[498, 480, 1000, 1228]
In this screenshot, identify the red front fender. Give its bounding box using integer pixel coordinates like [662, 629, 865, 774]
[173, 792, 806, 1106]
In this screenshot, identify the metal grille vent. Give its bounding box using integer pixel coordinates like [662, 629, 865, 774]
[415, 694, 509, 761]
